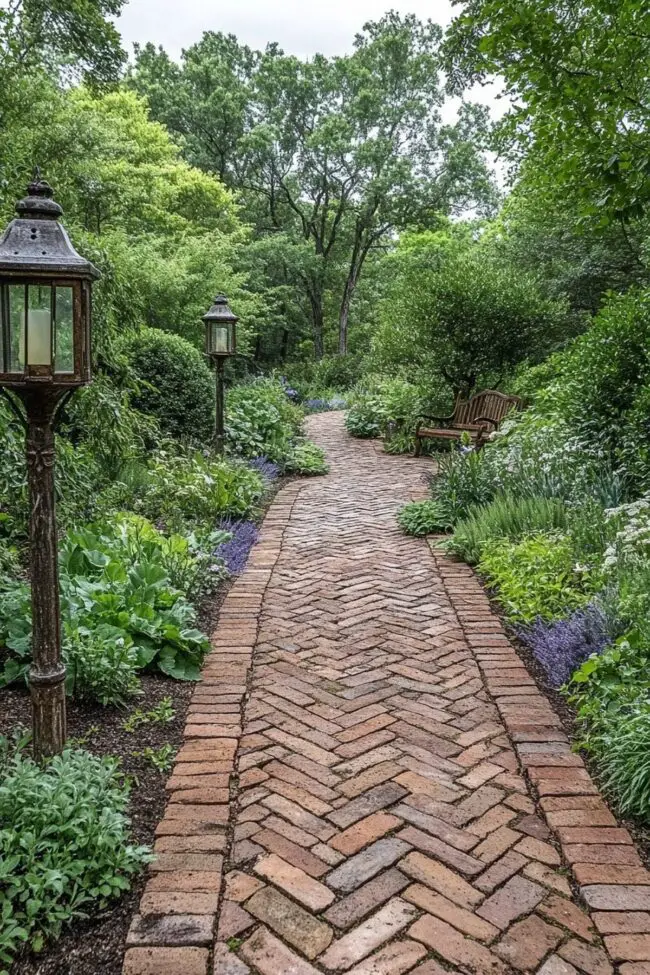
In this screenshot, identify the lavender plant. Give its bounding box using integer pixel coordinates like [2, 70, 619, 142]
[248, 456, 280, 482]
[215, 519, 260, 575]
[518, 603, 611, 686]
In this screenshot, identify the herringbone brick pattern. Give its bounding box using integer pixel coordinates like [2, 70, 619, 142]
[123, 413, 648, 975]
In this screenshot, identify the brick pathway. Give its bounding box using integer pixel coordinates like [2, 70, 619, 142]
[123, 412, 650, 975]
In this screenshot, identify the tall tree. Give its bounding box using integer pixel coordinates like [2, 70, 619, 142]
[0, 0, 126, 88]
[445, 0, 650, 226]
[131, 14, 496, 356]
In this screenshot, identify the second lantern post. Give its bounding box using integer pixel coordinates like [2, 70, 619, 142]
[202, 294, 237, 454]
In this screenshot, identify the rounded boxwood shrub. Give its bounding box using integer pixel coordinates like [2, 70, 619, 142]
[125, 328, 214, 443]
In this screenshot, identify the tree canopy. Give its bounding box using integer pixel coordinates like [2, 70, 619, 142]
[130, 13, 497, 356]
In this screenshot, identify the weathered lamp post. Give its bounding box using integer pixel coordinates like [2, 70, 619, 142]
[0, 172, 100, 760]
[202, 294, 237, 453]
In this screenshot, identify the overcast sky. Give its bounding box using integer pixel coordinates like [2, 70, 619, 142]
[117, 0, 458, 62]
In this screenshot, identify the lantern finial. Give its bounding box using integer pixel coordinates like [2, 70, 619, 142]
[16, 170, 62, 220]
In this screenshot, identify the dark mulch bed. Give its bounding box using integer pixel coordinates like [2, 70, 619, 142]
[3, 580, 230, 975]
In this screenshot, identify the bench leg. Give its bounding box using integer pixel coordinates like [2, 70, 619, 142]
[414, 435, 422, 457]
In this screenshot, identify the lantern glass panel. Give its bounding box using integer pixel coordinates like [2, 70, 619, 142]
[26, 285, 52, 366]
[211, 324, 230, 354]
[54, 287, 74, 373]
[7, 284, 25, 371]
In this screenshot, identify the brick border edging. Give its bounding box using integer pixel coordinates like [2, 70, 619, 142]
[122, 481, 303, 975]
[432, 548, 650, 971]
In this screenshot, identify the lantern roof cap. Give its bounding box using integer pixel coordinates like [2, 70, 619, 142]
[0, 170, 101, 279]
[202, 293, 238, 324]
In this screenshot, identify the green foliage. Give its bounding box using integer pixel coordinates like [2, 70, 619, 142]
[225, 379, 305, 466]
[0, 514, 221, 699]
[445, 0, 650, 226]
[282, 356, 364, 398]
[64, 375, 161, 479]
[551, 289, 650, 482]
[345, 375, 446, 445]
[447, 495, 568, 564]
[570, 630, 650, 757]
[65, 628, 141, 708]
[478, 533, 593, 623]
[596, 707, 650, 819]
[431, 450, 500, 525]
[122, 697, 175, 732]
[284, 441, 329, 477]
[117, 451, 264, 532]
[131, 15, 495, 357]
[372, 237, 567, 394]
[133, 744, 175, 772]
[345, 406, 382, 439]
[0, 735, 150, 969]
[125, 328, 215, 443]
[397, 501, 452, 537]
[0, 0, 127, 92]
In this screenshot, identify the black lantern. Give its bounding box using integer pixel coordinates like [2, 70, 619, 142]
[203, 293, 237, 358]
[202, 295, 238, 452]
[0, 172, 100, 761]
[0, 172, 98, 389]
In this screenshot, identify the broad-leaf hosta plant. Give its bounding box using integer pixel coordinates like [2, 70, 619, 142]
[0, 514, 228, 702]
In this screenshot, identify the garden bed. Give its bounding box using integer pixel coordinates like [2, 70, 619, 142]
[2, 571, 232, 975]
[3, 674, 190, 975]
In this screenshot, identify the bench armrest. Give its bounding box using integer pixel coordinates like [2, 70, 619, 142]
[473, 415, 499, 431]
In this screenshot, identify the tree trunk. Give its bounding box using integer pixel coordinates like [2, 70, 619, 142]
[308, 291, 324, 359]
[338, 272, 357, 356]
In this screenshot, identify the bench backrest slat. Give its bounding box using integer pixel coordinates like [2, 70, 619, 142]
[454, 389, 522, 427]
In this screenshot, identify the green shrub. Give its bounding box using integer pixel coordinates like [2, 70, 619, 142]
[283, 355, 364, 396]
[345, 405, 382, 438]
[383, 431, 418, 455]
[345, 375, 439, 444]
[125, 328, 215, 443]
[431, 450, 500, 525]
[447, 494, 568, 564]
[570, 630, 650, 749]
[138, 451, 264, 530]
[478, 533, 593, 623]
[225, 378, 304, 463]
[554, 288, 650, 474]
[0, 736, 151, 968]
[63, 374, 160, 479]
[65, 626, 141, 707]
[0, 404, 104, 540]
[566, 499, 613, 577]
[284, 440, 329, 476]
[398, 500, 453, 536]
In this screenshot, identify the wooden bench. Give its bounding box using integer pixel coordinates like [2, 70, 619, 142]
[414, 389, 523, 456]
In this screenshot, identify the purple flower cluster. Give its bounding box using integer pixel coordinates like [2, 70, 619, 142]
[215, 519, 260, 575]
[248, 456, 280, 481]
[304, 398, 330, 412]
[518, 604, 611, 687]
[279, 376, 299, 400]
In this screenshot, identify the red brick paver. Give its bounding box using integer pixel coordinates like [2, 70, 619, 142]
[123, 413, 648, 974]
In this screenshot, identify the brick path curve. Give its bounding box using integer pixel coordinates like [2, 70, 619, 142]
[124, 412, 649, 975]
